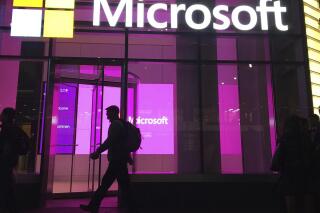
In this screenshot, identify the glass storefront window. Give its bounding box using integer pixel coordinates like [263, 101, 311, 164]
[129, 34, 176, 60]
[128, 62, 178, 173]
[217, 64, 243, 174]
[0, 58, 47, 174]
[51, 65, 125, 193]
[0, 0, 313, 196]
[54, 32, 125, 58]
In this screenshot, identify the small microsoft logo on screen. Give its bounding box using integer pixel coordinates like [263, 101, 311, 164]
[11, 0, 75, 38]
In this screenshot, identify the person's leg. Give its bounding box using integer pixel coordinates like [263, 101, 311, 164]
[116, 162, 136, 212]
[87, 162, 117, 210]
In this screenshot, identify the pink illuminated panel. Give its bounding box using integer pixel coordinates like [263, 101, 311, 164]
[217, 36, 243, 174]
[50, 83, 77, 154]
[72, 84, 174, 155]
[104, 66, 121, 78]
[51, 73, 175, 157]
[101, 86, 121, 153]
[218, 65, 243, 174]
[75, 84, 94, 154]
[75, 85, 122, 154]
[133, 84, 174, 155]
[80, 65, 96, 75]
[266, 65, 277, 154]
[0, 61, 19, 113]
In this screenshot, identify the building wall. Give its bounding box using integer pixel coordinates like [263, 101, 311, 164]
[0, 0, 314, 194]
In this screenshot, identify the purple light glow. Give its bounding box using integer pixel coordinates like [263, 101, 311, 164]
[50, 84, 59, 155]
[75, 84, 94, 154]
[217, 36, 243, 174]
[218, 65, 243, 174]
[101, 86, 121, 154]
[135, 84, 174, 155]
[0, 61, 19, 113]
[217, 38, 237, 60]
[51, 83, 77, 154]
[104, 66, 121, 78]
[71, 83, 174, 155]
[51, 63, 174, 157]
[80, 65, 96, 75]
[266, 65, 276, 154]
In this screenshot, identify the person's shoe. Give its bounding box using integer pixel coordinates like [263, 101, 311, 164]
[80, 204, 98, 213]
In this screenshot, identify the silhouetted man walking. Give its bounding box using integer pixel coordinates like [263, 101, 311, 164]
[0, 108, 29, 213]
[80, 105, 135, 213]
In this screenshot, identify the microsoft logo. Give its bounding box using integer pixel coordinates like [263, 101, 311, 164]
[11, 0, 75, 38]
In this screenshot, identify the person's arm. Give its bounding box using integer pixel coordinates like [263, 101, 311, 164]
[90, 138, 111, 159]
[90, 121, 122, 159]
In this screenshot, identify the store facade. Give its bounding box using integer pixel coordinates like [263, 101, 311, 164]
[0, 0, 316, 195]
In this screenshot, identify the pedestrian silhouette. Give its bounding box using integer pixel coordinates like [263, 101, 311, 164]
[0, 107, 29, 213]
[80, 105, 136, 213]
[272, 115, 315, 213]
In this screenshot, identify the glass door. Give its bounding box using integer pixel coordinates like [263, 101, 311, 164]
[49, 63, 137, 194]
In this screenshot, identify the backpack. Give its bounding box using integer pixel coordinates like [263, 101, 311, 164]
[122, 120, 142, 152]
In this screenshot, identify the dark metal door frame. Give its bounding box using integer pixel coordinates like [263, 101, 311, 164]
[44, 59, 137, 197]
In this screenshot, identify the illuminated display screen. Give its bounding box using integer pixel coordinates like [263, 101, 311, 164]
[52, 83, 174, 155]
[131, 84, 174, 155]
[51, 83, 77, 154]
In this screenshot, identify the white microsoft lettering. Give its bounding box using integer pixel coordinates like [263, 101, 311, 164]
[137, 0, 144, 28]
[128, 116, 169, 125]
[170, 4, 186, 29]
[93, 0, 289, 31]
[256, 0, 288, 31]
[273, 1, 288, 31]
[185, 5, 211, 30]
[232, 6, 258, 31]
[213, 5, 230, 30]
[93, 0, 133, 27]
[147, 3, 168, 29]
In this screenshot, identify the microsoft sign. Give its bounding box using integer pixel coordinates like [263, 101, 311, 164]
[10, 0, 289, 39]
[93, 0, 289, 31]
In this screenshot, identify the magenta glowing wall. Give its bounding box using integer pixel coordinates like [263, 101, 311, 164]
[134, 84, 174, 155]
[218, 65, 243, 174]
[217, 37, 243, 174]
[75, 84, 94, 154]
[50, 83, 77, 154]
[52, 81, 174, 156]
[0, 61, 19, 113]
